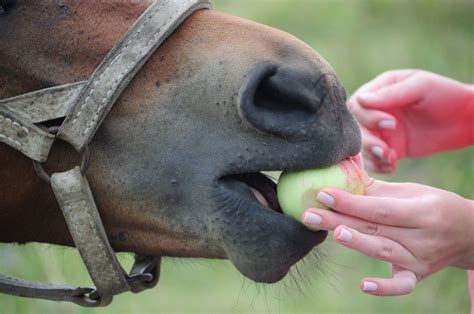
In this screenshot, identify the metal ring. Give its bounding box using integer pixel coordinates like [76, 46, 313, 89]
[79, 289, 113, 307]
[32, 126, 91, 184]
[127, 273, 154, 285]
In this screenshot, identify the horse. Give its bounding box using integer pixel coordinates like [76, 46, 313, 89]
[0, 0, 361, 303]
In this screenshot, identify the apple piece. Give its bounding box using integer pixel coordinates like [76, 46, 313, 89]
[277, 158, 364, 224]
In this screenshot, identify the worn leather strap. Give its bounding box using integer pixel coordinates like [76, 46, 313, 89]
[0, 82, 84, 124]
[58, 0, 212, 151]
[0, 82, 84, 161]
[0, 274, 101, 307]
[51, 167, 129, 299]
[0, 255, 161, 307]
[0, 106, 54, 162]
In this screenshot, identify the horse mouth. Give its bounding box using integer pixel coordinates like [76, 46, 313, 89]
[223, 172, 282, 214]
[213, 156, 361, 283]
[215, 167, 328, 283]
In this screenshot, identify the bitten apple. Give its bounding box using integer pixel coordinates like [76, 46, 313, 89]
[277, 158, 364, 222]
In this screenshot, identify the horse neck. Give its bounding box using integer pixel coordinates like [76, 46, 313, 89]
[0, 0, 149, 245]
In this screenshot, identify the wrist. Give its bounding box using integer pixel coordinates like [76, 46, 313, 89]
[452, 198, 474, 269]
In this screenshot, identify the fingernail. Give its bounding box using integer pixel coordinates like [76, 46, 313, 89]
[358, 92, 378, 103]
[371, 146, 384, 158]
[317, 192, 335, 206]
[362, 281, 378, 292]
[378, 119, 396, 130]
[337, 228, 352, 242]
[302, 212, 322, 226]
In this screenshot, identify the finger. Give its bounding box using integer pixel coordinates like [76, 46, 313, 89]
[361, 269, 417, 296]
[316, 187, 416, 226]
[302, 208, 362, 231]
[360, 127, 396, 172]
[360, 126, 389, 158]
[366, 158, 397, 174]
[334, 226, 418, 270]
[364, 179, 407, 197]
[366, 180, 431, 199]
[368, 148, 397, 173]
[351, 70, 417, 95]
[362, 151, 394, 174]
[302, 208, 401, 240]
[357, 74, 425, 110]
[362, 156, 378, 173]
[348, 98, 397, 131]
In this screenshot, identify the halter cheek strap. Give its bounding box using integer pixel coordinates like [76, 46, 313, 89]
[58, 0, 212, 152]
[0, 0, 211, 307]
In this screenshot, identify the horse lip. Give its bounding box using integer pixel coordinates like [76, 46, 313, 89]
[212, 174, 328, 283]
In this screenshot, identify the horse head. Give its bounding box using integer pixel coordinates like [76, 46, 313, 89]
[0, 1, 360, 285]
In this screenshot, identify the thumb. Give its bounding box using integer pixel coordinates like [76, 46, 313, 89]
[363, 179, 409, 198]
[356, 75, 424, 110]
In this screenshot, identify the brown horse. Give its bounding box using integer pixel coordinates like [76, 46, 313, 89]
[0, 0, 360, 286]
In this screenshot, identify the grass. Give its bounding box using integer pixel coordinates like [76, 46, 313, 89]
[1, 0, 473, 313]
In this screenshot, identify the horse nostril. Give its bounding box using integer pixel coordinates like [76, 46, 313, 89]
[255, 69, 323, 115]
[238, 63, 329, 139]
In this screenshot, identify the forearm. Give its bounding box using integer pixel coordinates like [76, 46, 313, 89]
[459, 84, 474, 147]
[441, 83, 474, 152]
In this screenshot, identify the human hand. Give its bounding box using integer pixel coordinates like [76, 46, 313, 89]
[347, 70, 474, 173]
[301, 180, 474, 296]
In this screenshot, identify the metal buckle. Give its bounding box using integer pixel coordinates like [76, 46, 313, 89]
[32, 126, 91, 184]
[128, 255, 161, 293]
[76, 255, 159, 304]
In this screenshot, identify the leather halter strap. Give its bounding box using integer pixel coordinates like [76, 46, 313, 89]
[58, 0, 212, 152]
[0, 82, 84, 124]
[0, 82, 84, 161]
[0, 0, 211, 307]
[51, 167, 130, 299]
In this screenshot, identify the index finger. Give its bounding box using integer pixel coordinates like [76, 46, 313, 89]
[351, 69, 418, 95]
[316, 189, 417, 227]
[347, 99, 396, 130]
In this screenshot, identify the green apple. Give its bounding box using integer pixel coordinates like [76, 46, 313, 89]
[277, 158, 364, 224]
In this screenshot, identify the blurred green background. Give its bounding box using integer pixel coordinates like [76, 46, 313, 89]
[1, 0, 473, 313]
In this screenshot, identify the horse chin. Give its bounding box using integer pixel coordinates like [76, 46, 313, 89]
[213, 172, 327, 283]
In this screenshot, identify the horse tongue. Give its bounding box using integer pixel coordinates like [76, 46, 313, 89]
[250, 187, 270, 208]
[339, 154, 369, 189]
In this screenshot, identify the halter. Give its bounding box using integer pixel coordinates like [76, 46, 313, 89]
[0, 0, 212, 307]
